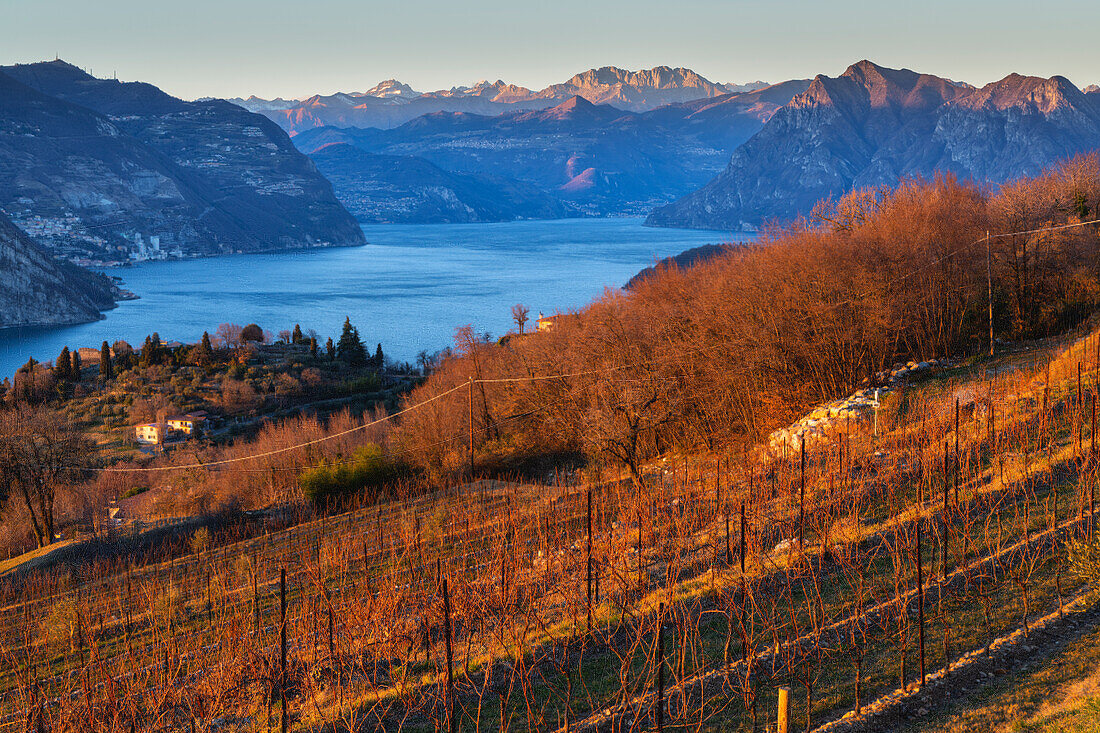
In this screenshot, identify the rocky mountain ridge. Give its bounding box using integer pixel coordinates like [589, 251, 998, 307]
[232, 65, 769, 132]
[648, 60, 1100, 230]
[0, 60, 365, 261]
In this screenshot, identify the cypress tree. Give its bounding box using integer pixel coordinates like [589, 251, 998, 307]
[326, 337, 335, 361]
[140, 336, 153, 368]
[55, 347, 71, 381]
[309, 336, 318, 358]
[199, 331, 214, 365]
[292, 324, 304, 344]
[99, 341, 113, 381]
[337, 317, 367, 366]
[374, 343, 384, 369]
[70, 350, 82, 381]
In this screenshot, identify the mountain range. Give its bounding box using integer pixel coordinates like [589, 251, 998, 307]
[292, 80, 811, 221]
[231, 66, 771, 133]
[0, 60, 364, 262]
[648, 61, 1100, 229]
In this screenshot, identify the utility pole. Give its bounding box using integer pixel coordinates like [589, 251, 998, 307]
[468, 377, 474, 476]
[987, 231, 994, 357]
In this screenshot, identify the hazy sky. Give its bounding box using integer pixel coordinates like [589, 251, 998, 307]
[3, 0, 1098, 100]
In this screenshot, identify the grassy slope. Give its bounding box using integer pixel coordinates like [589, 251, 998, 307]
[8, 326, 1100, 730]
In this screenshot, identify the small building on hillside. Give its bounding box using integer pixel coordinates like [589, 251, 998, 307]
[166, 413, 206, 436]
[537, 312, 558, 332]
[134, 422, 165, 445]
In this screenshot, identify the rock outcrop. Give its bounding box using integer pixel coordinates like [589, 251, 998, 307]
[0, 211, 115, 328]
[648, 61, 1100, 230]
[767, 358, 948, 454]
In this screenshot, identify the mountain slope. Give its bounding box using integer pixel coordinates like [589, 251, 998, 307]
[0, 210, 115, 328]
[648, 61, 1100, 230]
[0, 60, 364, 257]
[308, 143, 566, 223]
[292, 84, 808, 217]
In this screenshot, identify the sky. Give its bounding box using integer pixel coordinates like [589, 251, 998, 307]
[2, 0, 1098, 100]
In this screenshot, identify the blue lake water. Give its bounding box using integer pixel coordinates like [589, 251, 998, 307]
[0, 218, 740, 380]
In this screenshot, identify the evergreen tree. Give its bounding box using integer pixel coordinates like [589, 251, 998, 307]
[292, 324, 304, 344]
[140, 336, 153, 368]
[309, 336, 318, 358]
[70, 350, 82, 381]
[241, 323, 264, 343]
[199, 331, 214, 365]
[15, 358, 41, 403]
[326, 337, 335, 361]
[99, 341, 113, 381]
[140, 333, 163, 368]
[337, 317, 367, 365]
[55, 347, 71, 381]
[374, 343, 384, 369]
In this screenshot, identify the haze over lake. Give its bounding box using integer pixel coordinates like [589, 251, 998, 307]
[0, 218, 736, 379]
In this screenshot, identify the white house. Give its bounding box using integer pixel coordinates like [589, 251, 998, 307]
[134, 423, 164, 445]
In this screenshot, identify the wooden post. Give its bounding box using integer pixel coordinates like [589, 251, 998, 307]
[586, 489, 593, 630]
[943, 440, 950, 580]
[253, 554, 260, 636]
[777, 686, 790, 733]
[442, 568, 456, 733]
[725, 509, 732, 565]
[280, 568, 287, 733]
[916, 522, 926, 689]
[716, 457, 721, 520]
[657, 603, 665, 733]
[954, 397, 960, 506]
[126, 567, 133, 654]
[799, 437, 806, 550]
[327, 587, 335, 664]
[740, 502, 746, 575]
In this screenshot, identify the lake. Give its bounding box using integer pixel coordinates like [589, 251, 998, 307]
[0, 218, 740, 380]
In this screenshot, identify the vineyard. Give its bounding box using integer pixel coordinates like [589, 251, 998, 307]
[4, 325, 1100, 732]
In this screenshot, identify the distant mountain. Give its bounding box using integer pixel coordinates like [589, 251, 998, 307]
[722, 81, 771, 94]
[0, 60, 364, 259]
[648, 61, 1100, 230]
[0, 210, 115, 328]
[363, 79, 420, 101]
[236, 66, 765, 133]
[224, 94, 299, 112]
[537, 66, 727, 111]
[309, 143, 566, 223]
[292, 83, 809, 218]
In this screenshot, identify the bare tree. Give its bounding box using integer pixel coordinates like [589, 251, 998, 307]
[512, 304, 530, 334]
[0, 406, 93, 547]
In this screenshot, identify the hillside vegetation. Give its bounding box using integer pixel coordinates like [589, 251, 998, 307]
[2, 154, 1100, 731]
[5, 307, 1100, 731]
[394, 154, 1100, 482]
